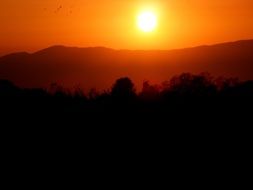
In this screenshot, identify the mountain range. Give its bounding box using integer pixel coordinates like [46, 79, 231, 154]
[0, 40, 253, 91]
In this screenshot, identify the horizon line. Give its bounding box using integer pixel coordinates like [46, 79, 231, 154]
[1, 38, 253, 57]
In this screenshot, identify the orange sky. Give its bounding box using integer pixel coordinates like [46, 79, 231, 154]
[1, 0, 253, 55]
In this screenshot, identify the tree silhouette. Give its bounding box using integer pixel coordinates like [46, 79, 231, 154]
[0, 80, 20, 96]
[140, 81, 160, 101]
[1, 73, 253, 118]
[165, 73, 217, 97]
[111, 77, 136, 100]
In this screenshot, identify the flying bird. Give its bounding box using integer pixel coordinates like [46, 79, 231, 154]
[54, 5, 62, 13]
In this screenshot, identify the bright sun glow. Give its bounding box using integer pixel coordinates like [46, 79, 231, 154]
[137, 11, 157, 32]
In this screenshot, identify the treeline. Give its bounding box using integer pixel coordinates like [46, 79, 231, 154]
[1, 72, 253, 115]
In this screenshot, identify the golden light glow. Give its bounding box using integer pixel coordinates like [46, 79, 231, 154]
[1, 1, 253, 55]
[137, 11, 157, 32]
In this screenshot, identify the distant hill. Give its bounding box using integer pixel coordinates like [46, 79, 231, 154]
[0, 40, 253, 91]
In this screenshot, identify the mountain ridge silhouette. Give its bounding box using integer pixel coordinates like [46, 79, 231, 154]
[1, 39, 253, 91]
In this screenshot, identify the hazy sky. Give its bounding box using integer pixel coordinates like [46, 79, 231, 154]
[1, 0, 253, 55]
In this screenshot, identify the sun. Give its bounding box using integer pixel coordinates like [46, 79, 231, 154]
[137, 11, 157, 32]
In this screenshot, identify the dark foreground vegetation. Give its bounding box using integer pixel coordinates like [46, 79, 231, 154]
[1, 73, 252, 175]
[1, 72, 253, 124]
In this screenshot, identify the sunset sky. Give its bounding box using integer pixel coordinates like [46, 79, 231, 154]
[1, 0, 253, 55]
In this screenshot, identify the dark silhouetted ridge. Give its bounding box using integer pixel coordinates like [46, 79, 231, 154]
[0, 40, 253, 91]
